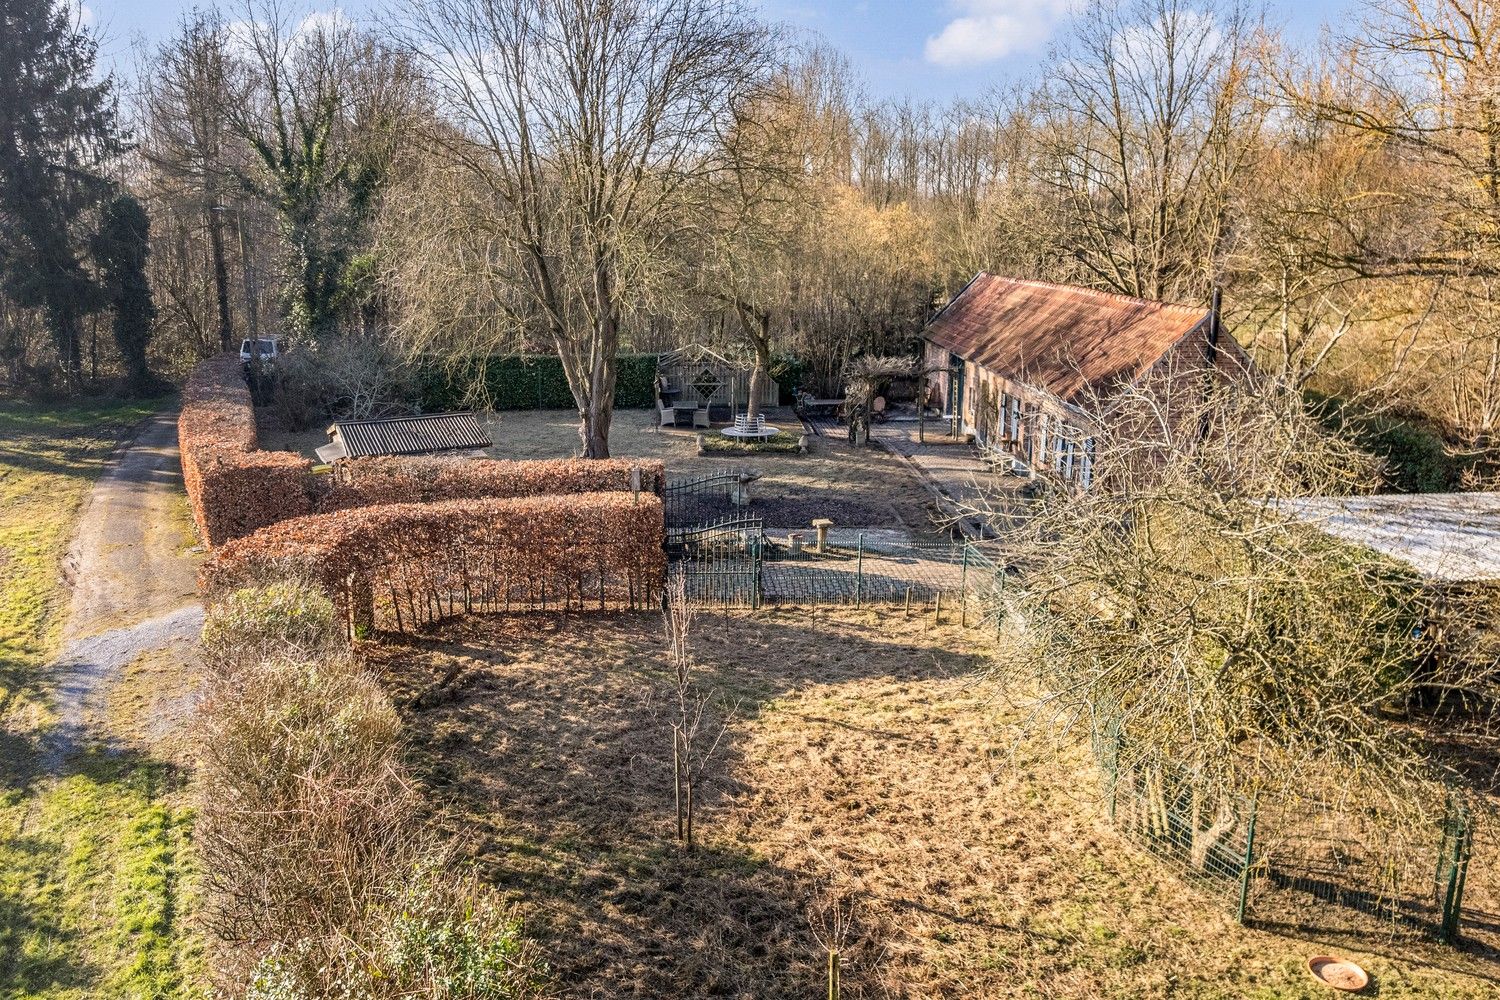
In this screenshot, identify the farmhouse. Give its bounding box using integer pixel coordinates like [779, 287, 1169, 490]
[316, 411, 493, 464]
[922, 274, 1244, 484]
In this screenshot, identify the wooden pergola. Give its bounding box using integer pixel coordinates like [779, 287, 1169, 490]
[656, 345, 778, 416]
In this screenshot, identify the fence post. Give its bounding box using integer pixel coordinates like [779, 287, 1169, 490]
[960, 544, 970, 626]
[855, 533, 865, 608]
[1438, 794, 1473, 944]
[751, 535, 762, 611]
[1236, 795, 1259, 925]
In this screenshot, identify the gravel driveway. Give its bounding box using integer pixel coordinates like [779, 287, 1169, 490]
[43, 413, 203, 765]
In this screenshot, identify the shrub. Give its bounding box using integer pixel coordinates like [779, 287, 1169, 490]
[243, 870, 548, 1000]
[179, 355, 313, 546]
[1308, 391, 1466, 493]
[203, 492, 667, 634]
[196, 653, 422, 985]
[270, 336, 420, 431]
[419, 353, 659, 411]
[200, 580, 346, 676]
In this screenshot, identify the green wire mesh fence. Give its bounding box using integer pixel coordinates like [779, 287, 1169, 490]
[1094, 723, 1489, 951]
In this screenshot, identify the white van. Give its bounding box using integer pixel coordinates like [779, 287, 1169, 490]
[239, 336, 285, 363]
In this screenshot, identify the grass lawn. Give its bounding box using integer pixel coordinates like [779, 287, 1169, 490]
[262, 408, 945, 532]
[369, 609, 1500, 999]
[0, 396, 204, 999]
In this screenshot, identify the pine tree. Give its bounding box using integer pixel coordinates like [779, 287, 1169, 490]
[94, 194, 158, 394]
[0, 0, 121, 389]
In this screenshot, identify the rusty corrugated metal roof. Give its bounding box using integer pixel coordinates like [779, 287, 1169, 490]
[331, 412, 492, 458]
[925, 274, 1210, 406]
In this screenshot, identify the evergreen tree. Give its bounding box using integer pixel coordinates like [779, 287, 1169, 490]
[0, 0, 121, 389]
[94, 194, 158, 394]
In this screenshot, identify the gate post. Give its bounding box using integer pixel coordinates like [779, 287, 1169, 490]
[960, 544, 970, 626]
[751, 535, 762, 611]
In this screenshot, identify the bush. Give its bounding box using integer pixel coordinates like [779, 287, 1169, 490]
[200, 580, 346, 676]
[243, 870, 548, 1000]
[419, 353, 660, 411]
[196, 653, 421, 985]
[1308, 391, 1466, 493]
[270, 337, 420, 431]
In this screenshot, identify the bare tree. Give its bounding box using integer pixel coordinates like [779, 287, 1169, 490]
[661, 568, 730, 851]
[1034, 0, 1264, 301]
[396, 0, 768, 458]
[141, 10, 241, 352]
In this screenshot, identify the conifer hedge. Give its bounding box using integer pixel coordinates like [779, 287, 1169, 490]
[418, 353, 660, 411]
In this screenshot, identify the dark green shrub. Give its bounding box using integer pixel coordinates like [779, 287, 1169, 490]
[769, 351, 809, 404]
[1308, 391, 1464, 493]
[419, 353, 660, 411]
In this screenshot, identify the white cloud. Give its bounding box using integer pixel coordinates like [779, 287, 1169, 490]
[62, 0, 95, 29]
[924, 0, 1079, 67]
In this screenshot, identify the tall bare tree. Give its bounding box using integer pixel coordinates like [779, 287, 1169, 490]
[1034, 0, 1264, 301]
[142, 10, 240, 352]
[396, 0, 768, 457]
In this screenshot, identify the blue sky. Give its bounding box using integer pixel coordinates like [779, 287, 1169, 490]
[86, 0, 1353, 102]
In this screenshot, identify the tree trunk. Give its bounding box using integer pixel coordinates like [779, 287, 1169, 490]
[735, 301, 773, 422]
[575, 259, 620, 458]
[50, 302, 84, 390]
[205, 202, 234, 351]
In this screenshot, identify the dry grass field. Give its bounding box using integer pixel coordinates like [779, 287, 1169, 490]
[367, 608, 1500, 999]
[264, 408, 944, 532]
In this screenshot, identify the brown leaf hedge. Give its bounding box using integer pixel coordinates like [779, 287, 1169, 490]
[180, 357, 666, 551]
[203, 492, 666, 634]
[317, 455, 665, 512]
[180, 355, 313, 546]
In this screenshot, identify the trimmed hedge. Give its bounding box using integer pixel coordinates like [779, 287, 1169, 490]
[180, 355, 313, 547]
[203, 492, 666, 634]
[317, 455, 666, 513]
[418, 353, 660, 411]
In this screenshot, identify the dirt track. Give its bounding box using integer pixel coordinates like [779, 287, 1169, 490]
[44, 413, 203, 763]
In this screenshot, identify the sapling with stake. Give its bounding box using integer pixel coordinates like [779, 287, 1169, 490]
[809, 886, 858, 1000]
[662, 568, 732, 851]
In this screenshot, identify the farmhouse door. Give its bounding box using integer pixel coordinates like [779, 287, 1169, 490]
[948, 353, 965, 420]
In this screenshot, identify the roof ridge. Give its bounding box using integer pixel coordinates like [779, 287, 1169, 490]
[976, 273, 1208, 318]
[338, 411, 478, 426]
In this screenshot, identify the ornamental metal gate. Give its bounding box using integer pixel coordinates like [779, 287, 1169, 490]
[677, 515, 763, 608]
[664, 470, 744, 543]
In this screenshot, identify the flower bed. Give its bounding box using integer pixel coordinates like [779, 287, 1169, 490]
[202, 491, 666, 634]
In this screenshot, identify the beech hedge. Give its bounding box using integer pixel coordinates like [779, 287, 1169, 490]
[180, 355, 313, 547]
[418, 353, 659, 411]
[203, 491, 666, 634]
[316, 455, 665, 512]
